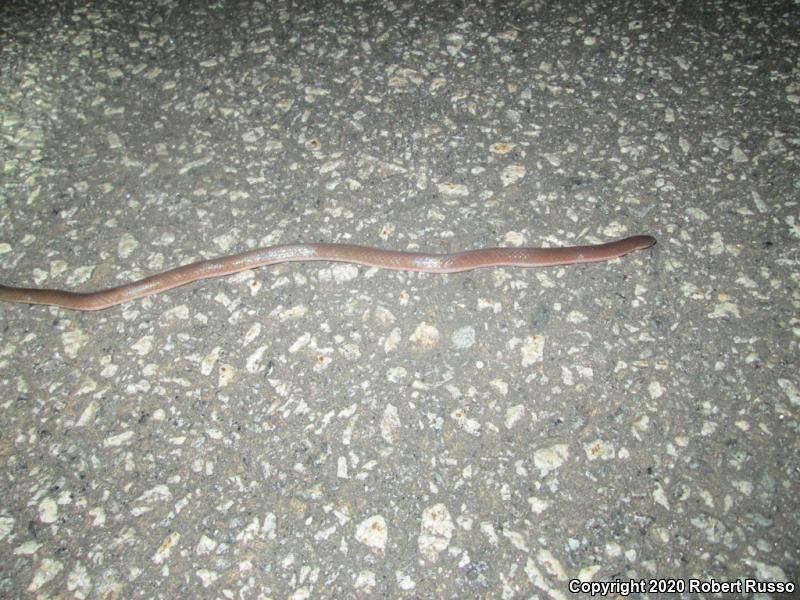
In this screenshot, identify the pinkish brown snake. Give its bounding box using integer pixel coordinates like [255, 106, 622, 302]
[0, 235, 656, 311]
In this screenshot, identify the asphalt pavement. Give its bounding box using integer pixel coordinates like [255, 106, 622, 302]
[0, 1, 797, 598]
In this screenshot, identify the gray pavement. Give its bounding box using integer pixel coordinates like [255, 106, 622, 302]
[0, 0, 798, 598]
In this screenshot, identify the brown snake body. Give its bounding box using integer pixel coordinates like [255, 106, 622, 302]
[0, 235, 656, 311]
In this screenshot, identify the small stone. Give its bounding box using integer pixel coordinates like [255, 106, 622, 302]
[355, 515, 387, 551]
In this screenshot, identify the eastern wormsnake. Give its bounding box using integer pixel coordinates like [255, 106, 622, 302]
[0, 235, 656, 311]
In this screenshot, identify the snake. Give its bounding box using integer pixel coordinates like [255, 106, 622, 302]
[0, 235, 656, 311]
